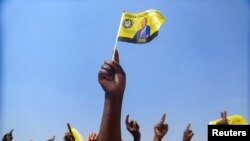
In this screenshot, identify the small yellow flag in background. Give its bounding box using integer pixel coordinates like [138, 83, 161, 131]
[71, 127, 84, 141]
[209, 114, 248, 125]
[118, 9, 166, 44]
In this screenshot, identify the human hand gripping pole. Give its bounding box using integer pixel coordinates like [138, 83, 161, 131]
[97, 48, 126, 141]
[98, 48, 125, 97]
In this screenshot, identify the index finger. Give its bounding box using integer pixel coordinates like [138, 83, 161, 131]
[161, 113, 166, 123]
[67, 123, 74, 137]
[112, 48, 119, 63]
[125, 114, 130, 125]
[220, 112, 223, 118]
[186, 123, 191, 131]
[9, 129, 14, 134]
[223, 111, 227, 119]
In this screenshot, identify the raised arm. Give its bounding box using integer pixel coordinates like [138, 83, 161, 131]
[153, 113, 168, 141]
[97, 49, 126, 141]
[125, 114, 141, 141]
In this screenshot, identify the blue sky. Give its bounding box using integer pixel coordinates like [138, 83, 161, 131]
[1, 0, 249, 141]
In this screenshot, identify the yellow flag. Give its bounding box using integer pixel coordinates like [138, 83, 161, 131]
[118, 9, 165, 44]
[209, 114, 248, 125]
[71, 128, 84, 141]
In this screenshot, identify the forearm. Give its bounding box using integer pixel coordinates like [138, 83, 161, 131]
[134, 138, 140, 141]
[133, 134, 141, 141]
[98, 93, 123, 141]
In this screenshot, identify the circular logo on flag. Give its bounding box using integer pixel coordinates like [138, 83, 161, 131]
[123, 19, 133, 28]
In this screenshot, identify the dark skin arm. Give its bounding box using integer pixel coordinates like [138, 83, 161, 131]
[97, 49, 126, 141]
[153, 113, 168, 141]
[125, 114, 141, 141]
[216, 111, 229, 125]
[183, 123, 194, 141]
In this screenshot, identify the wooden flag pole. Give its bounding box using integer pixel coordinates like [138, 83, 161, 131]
[112, 11, 125, 60]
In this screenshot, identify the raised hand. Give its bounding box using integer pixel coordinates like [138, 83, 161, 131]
[125, 114, 141, 141]
[86, 132, 98, 141]
[216, 111, 228, 125]
[183, 123, 194, 141]
[98, 49, 126, 97]
[63, 132, 75, 141]
[2, 129, 14, 141]
[153, 113, 168, 141]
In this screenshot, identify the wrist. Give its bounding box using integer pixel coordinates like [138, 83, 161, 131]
[103, 93, 124, 115]
[153, 136, 162, 141]
[133, 132, 141, 141]
[105, 92, 124, 102]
